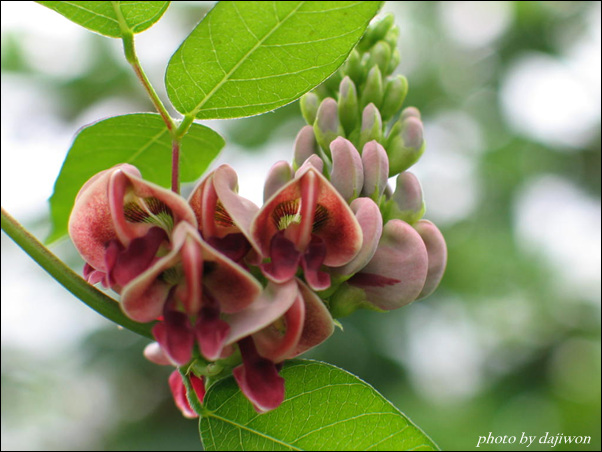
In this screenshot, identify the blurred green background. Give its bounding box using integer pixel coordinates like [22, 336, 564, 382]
[1, 1, 600, 450]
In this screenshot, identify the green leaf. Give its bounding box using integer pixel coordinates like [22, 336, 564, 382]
[199, 360, 438, 451]
[37, 1, 170, 38]
[166, 1, 384, 120]
[48, 113, 224, 243]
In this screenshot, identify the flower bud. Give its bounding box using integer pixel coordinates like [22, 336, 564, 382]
[414, 220, 447, 299]
[360, 65, 384, 110]
[338, 76, 360, 135]
[387, 172, 425, 224]
[400, 106, 421, 121]
[358, 14, 395, 51]
[264, 161, 293, 202]
[361, 141, 389, 200]
[293, 125, 318, 170]
[329, 137, 364, 202]
[296, 154, 324, 176]
[367, 41, 392, 76]
[385, 25, 400, 49]
[314, 97, 344, 156]
[348, 219, 428, 310]
[386, 116, 425, 176]
[388, 47, 401, 74]
[380, 75, 408, 120]
[359, 103, 383, 150]
[300, 92, 319, 125]
[343, 49, 363, 85]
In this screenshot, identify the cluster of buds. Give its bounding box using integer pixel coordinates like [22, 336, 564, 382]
[68, 15, 446, 417]
[291, 13, 446, 317]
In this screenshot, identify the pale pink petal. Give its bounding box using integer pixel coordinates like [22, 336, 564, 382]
[361, 141, 389, 199]
[224, 280, 299, 344]
[331, 197, 382, 276]
[253, 292, 305, 362]
[414, 220, 447, 299]
[109, 169, 197, 245]
[293, 125, 318, 169]
[69, 167, 124, 271]
[212, 165, 259, 241]
[329, 137, 364, 202]
[264, 161, 293, 202]
[349, 219, 428, 310]
[143, 342, 172, 366]
[295, 154, 324, 177]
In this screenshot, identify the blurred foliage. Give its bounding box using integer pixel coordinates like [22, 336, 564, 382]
[1, 1, 600, 451]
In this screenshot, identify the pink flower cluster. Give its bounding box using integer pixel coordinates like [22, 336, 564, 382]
[69, 136, 445, 415]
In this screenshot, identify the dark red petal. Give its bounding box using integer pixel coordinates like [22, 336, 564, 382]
[261, 231, 301, 283]
[233, 337, 285, 413]
[190, 373, 206, 405]
[301, 235, 330, 290]
[195, 296, 231, 362]
[168, 371, 197, 418]
[111, 227, 167, 287]
[207, 233, 251, 263]
[153, 312, 194, 366]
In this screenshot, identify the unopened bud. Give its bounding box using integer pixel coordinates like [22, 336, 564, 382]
[296, 154, 324, 177]
[360, 65, 384, 110]
[293, 125, 318, 170]
[264, 161, 293, 202]
[329, 137, 364, 202]
[358, 14, 395, 51]
[338, 76, 360, 135]
[343, 49, 363, 85]
[380, 75, 408, 120]
[387, 172, 425, 224]
[400, 106, 421, 121]
[361, 141, 389, 200]
[372, 14, 395, 42]
[359, 103, 383, 150]
[367, 41, 392, 76]
[300, 92, 320, 125]
[314, 97, 344, 156]
[415, 220, 447, 300]
[384, 25, 400, 49]
[386, 116, 425, 175]
[388, 47, 401, 74]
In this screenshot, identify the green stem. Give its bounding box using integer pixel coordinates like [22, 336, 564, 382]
[1, 207, 155, 339]
[111, 2, 183, 194]
[120, 31, 176, 134]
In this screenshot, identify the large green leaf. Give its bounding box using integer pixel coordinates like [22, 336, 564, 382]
[48, 113, 224, 243]
[166, 1, 383, 120]
[199, 360, 438, 451]
[37, 1, 170, 38]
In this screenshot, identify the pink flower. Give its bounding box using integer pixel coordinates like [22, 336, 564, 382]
[69, 164, 197, 289]
[251, 167, 363, 290]
[188, 164, 258, 263]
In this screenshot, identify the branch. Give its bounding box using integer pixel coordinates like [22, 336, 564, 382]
[1, 207, 155, 339]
